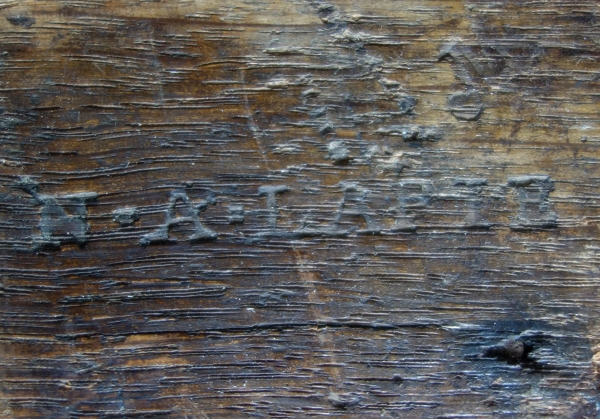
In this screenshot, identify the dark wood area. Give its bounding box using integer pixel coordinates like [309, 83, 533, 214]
[1, 1, 599, 417]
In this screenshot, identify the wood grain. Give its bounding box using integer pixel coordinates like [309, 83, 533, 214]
[0, 1, 599, 417]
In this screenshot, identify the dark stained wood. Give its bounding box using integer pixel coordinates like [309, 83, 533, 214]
[1, 1, 599, 417]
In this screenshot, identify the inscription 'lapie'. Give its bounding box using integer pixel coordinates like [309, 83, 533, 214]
[14, 175, 556, 251]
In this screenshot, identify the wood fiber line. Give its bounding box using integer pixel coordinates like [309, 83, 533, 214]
[0, 0, 599, 418]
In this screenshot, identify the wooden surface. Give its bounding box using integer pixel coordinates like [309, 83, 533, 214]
[1, 0, 599, 417]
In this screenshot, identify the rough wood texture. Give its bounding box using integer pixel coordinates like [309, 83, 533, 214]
[1, 1, 599, 417]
